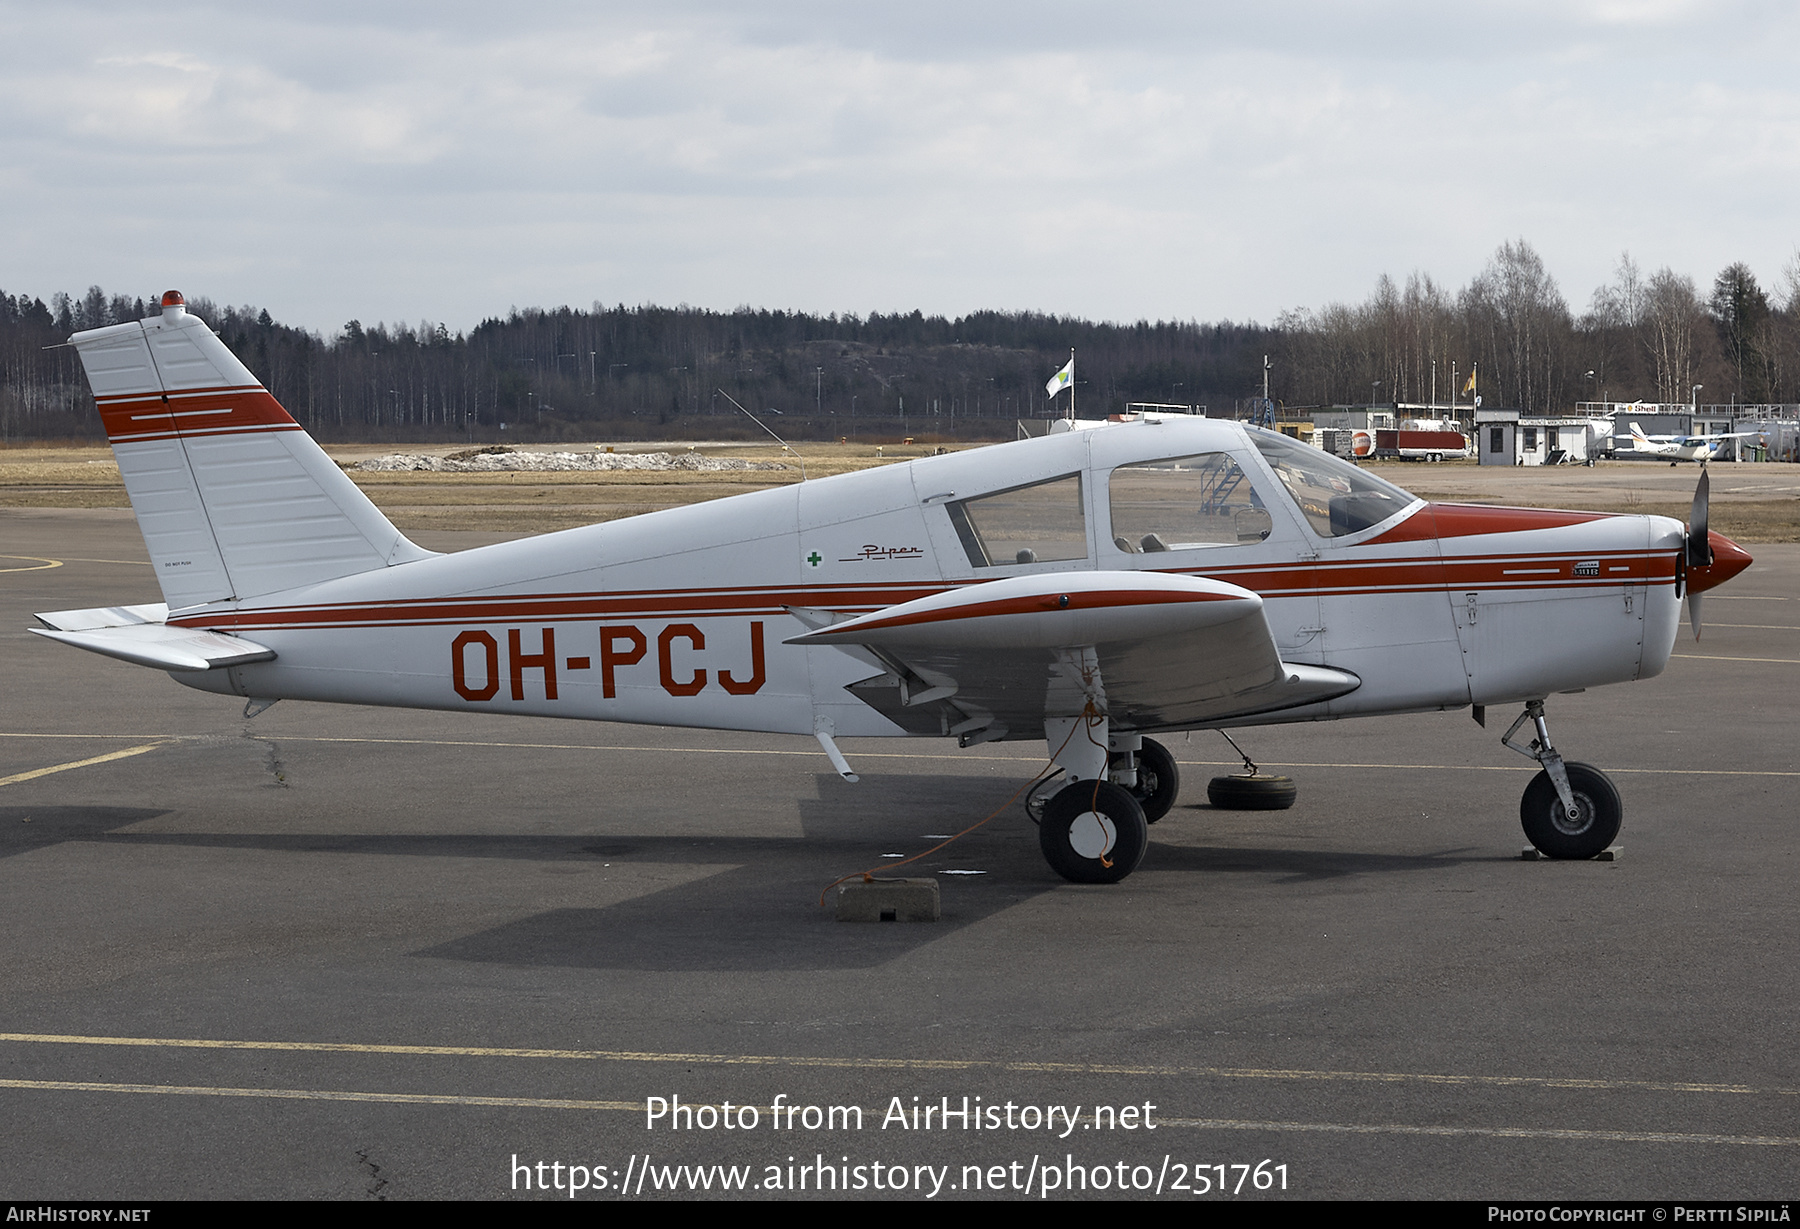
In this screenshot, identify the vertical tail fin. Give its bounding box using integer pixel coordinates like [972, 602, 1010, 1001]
[69, 292, 435, 612]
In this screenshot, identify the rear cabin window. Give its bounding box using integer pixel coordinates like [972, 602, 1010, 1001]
[946, 473, 1087, 567]
[1108, 452, 1273, 552]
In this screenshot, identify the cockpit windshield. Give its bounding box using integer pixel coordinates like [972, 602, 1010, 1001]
[1247, 429, 1415, 538]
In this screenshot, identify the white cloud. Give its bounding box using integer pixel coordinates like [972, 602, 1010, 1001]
[2, 1, 1797, 331]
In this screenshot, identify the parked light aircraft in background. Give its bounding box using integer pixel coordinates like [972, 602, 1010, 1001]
[34, 294, 1753, 884]
[1628, 421, 1763, 464]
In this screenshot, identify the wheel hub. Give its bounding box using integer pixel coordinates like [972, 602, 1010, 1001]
[1550, 792, 1594, 836]
[1066, 812, 1118, 859]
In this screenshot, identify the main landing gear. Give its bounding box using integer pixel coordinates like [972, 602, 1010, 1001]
[1038, 779, 1149, 884]
[1501, 699, 1623, 859]
[1024, 735, 1182, 827]
[1028, 727, 1181, 884]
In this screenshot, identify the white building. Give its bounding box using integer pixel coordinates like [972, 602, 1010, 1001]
[1475, 410, 1603, 466]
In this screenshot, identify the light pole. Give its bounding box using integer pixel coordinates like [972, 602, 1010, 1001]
[816, 367, 823, 418]
[1692, 384, 1703, 414]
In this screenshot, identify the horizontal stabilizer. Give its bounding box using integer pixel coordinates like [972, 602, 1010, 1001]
[30, 623, 275, 672]
[33, 603, 170, 632]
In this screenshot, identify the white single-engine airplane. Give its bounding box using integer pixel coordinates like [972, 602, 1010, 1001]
[1628, 421, 1762, 465]
[35, 293, 1753, 883]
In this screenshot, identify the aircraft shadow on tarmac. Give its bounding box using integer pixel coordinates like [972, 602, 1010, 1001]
[0, 806, 171, 859]
[1150, 832, 1493, 884]
[2, 780, 1498, 973]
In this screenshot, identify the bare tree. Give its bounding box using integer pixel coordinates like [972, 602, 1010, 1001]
[1643, 268, 1705, 404]
[1462, 240, 1572, 413]
[1582, 252, 1649, 400]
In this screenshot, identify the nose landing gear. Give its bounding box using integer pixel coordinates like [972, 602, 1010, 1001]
[1502, 699, 1622, 859]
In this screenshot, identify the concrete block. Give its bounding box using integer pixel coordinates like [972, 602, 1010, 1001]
[1519, 846, 1622, 862]
[836, 877, 940, 922]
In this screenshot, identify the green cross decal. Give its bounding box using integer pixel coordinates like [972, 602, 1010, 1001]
[806, 551, 823, 567]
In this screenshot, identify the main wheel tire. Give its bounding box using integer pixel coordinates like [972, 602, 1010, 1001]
[1520, 761, 1621, 859]
[1114, 738, 1180, 823]
[1206, 773, 1297, 810]
[1039, 780, 1149, 884]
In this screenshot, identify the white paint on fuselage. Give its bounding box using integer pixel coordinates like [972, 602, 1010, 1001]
[176, 418, 1685, 741]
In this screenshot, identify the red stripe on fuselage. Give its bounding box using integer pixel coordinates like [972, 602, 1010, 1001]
[166, 549, 1677, 633]
[171, 582, 952, 631]
[1179, 549, 1674, 596]
[1365, 502, 1612, 545]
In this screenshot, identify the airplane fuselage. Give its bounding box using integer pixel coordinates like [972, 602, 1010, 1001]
[168, 418, 1689, 740]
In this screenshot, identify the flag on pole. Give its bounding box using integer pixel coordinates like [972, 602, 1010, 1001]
[1462, 369, 1477, 395]
[1046, 357, 1074, 399]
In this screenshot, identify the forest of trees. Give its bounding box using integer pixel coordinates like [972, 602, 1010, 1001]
[3, 241, 1797, 444]
[1276, 243, 1800, 417]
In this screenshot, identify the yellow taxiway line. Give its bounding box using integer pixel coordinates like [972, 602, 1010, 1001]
[0, 1031, 1791, 1098]
[0, 554, 62, 573]
[0, 1080, 1793, 1148]
[0, 742, 168, 788]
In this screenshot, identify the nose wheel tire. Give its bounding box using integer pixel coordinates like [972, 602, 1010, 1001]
[1206, 773, 1297, 810]
[1519, 762, 1621, 859]
[1039, 780, 1149, 884]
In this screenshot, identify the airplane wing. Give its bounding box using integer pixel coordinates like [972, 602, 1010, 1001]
[786, 571, 1360, 744]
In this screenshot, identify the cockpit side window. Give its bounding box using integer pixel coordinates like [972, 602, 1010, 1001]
[946, 472, 1087, 567]
[1107, 452, 1273, 553]
[1248, 429, 1414, 538]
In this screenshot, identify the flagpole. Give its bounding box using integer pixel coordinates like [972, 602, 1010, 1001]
[1068, 348, 1075, 422]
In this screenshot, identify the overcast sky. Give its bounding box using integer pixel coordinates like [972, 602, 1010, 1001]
[4, 1, 1797, 334]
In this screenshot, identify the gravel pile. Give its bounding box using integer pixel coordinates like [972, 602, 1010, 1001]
[356, 450, 788, 473]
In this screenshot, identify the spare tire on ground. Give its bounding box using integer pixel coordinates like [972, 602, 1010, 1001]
[1205, 773, 1297, 810]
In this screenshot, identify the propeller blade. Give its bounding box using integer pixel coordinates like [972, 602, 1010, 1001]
[1688, 591, 1704, 641]
[1687, 470, 1712, 569]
